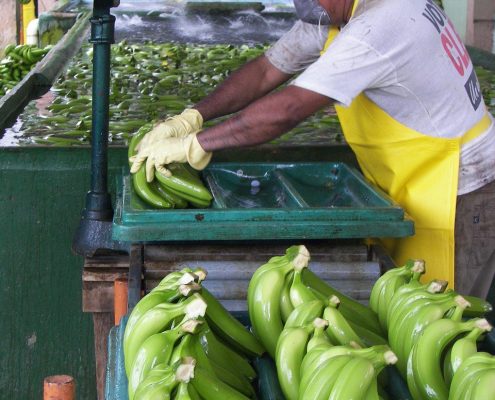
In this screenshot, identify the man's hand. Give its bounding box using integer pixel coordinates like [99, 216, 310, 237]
[135, 109, 203, 152]
[129, 133, 212, 182]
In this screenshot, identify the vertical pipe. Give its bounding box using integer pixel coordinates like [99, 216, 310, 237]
[72, 0, 121, 256]
[114, 278, 128, 325]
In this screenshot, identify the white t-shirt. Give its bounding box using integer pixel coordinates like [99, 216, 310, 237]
[265, 0, 495, 195]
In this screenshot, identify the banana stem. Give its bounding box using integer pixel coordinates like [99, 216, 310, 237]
[193, 268, 208, 282]
[313, 318, 329, 329]
[474, 318, 492, 332]
[328, 295, 340, 308]
[427, 279, 448, 294]
[411, 260, 426, 274]
[176, 357, 196, 383]
[179, 283, 201, 296]
[292, 245, 310, 271]
[448, 296, 470, 321]
[182, 319, 203, 334]
[184, 296, 208, 318]
[178, 272, 199, 285]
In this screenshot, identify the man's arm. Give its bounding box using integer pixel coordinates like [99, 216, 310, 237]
[197, 85, 333, 151]
[193, 55, 294, 122]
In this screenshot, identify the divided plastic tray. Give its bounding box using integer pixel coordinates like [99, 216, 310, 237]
[112, 162, 414, 242]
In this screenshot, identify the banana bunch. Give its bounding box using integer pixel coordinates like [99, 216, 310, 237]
[248, 245, 384, 358]
[128, 125, 212, 209]
[132, 356, 197, 399]
[448, 351, 495, 400]
[370, 259, 426, 332]
[407, 316, 492, 400]
[0, 44, 51, 96]
[124, 267, 264, 400]
[275, 293, 395, 400]
[299, 341, 398, 400]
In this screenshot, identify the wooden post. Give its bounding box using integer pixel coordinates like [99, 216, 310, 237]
[114, 277, 128, 325]
[43, 375, 75, 400]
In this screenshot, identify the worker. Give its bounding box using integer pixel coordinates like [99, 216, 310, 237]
[130, 0, 495, 299]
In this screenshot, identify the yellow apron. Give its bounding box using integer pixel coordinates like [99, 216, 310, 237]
[322, 20, 491, 287]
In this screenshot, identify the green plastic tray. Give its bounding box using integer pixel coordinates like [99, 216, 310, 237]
[112, 162, 414, 242]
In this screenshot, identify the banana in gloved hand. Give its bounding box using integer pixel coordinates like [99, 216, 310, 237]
[130, 133, 212, 182]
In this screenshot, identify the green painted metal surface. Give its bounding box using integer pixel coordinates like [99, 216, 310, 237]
[113, 162, 414, 242]
[0, 147, 126, 399]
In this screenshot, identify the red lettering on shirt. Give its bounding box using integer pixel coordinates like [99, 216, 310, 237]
[441, 33, 464, 76]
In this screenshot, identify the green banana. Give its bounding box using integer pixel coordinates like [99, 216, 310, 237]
[450, 321, 492, 375]
[442, 345, 455, 388]
[388, 279, 448, 323]
[469, 368, 495, 399]
[191, 366, 251, 400]
[375, 260, 425, 331]
[123, 282, 200, 373]
[124, 294, 207, 374]
[196, 323, 257, 381]
[284, 299, 325, 328]
[324, 296, 365, 347]
[279, 271, 295, 322]
[174, 381, 201, 400]
[128, 318, 202, 400]
[364, 377, 381, 400]
[248, 246, 310, 357]
[449, 352, 495, 400]
[170, 335, 195, 366]
[289, 266, 319, 307]
[300, 344, 392, 391]
[328, 357, 376, 400]
[386, 276, 443, 329]
[369, 259, 419, 312]
[152, 269, 205, 292]
[133, 362, 179, 400]
[348, 320, 388, 346]
[275, 322, 315, 400]
[462, 294, 493, 317]
[299, 355, 353, 400]
[189, 332, 256, 398]
[407, 317, 488, 400]
[201, 286, 264, 357]
[390, 294, 461, 376]
[306, 318, 331, 352]
[302, 267, 383, 336]
[300, 343, 354, 386]
[170, 358, 197, 400]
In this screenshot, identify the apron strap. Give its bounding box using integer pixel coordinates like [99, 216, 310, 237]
[461, 112, 492, 146]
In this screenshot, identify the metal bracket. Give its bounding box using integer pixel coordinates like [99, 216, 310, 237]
[89, 14, 116, 45]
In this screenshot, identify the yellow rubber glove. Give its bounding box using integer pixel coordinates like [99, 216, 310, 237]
[135, 109, 203, 152]
[129, 133, 212, 182]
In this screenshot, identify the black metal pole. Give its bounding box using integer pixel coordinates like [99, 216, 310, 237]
[72, 0, 126, 256]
